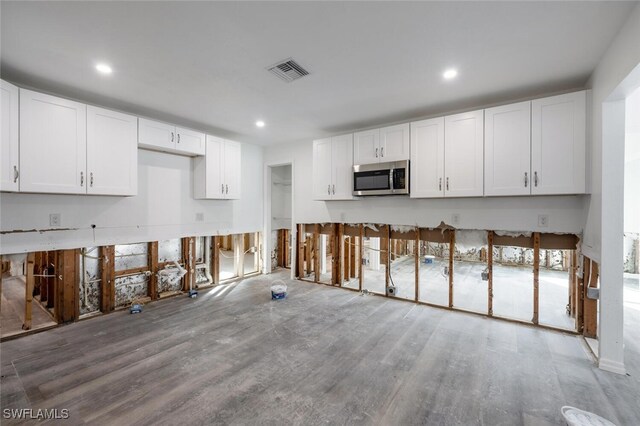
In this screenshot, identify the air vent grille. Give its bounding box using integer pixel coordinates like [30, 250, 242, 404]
[267, 58, 310, 83]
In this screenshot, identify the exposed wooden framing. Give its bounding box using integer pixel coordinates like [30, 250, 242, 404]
[343, 236, 350, 286]
[58, 249, 78, 323]
[314, 224, 321, 283]
[334, 224, 343, 286]
[115, 265, 150, 278]
[488, 231, 494, 316]
[532, 232, 540, 325]
[448, 230, 455, 308]
[419, 228, 451, 244]
[414, 227, 420, 302]
[350, 236, 357, 279]
[23, 252, 35, 330]
[570, 250, 578, 318]
[296, 225, 304, 278]
[384, 225, 390, 294]
[305, 233, 313, 278]
[100, 246, 115, 313]
[584, 258, 598, 338]
[73, 249, 80, 320]
[212, 236, 220, 285]
[181, 238, 191, 291]
[148, 241, 159, 300]
[277, 229, 285, 267]
[359, 224, 364, 291]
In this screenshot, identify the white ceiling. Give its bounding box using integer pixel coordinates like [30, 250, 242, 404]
[1, 1, 636, 146]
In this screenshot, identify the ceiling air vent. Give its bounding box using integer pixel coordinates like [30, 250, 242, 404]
[267, 58, 310, 83]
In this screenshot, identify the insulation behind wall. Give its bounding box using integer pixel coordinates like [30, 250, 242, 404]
[78, 247, 101, 315]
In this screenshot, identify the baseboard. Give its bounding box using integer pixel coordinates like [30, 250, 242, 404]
[598, 358, 626, 375]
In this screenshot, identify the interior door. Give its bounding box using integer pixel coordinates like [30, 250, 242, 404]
[224, 140, 241, 199]
[176, 127, 205, 156]
[484, 101, 531, 196]
[19, 89, 87, 194]
[353, 129, 380, 165]
[531, 91, 586, 195]
[1, 80, 19, 192]
[87, 106, 138, 196]
[410, 117, 445, 198]
[331, 134, 354, 200]
[138, 118, 175, 151]
[312, 137, 332, 200]
[379, 123, 410, 162]
[444, 110, 484, 197]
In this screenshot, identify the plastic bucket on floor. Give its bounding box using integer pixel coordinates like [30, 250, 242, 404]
[271, 280, 287, 300]
[561, 406, 616, 426]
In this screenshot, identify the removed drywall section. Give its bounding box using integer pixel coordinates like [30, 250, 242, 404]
[0, 144, 264, 254]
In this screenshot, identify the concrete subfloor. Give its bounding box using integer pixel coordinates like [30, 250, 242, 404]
[219, 250, 259, 281]
[2, 270, 639, 425]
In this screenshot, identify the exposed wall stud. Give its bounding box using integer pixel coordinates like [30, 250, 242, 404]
[533, 232, 540, 324]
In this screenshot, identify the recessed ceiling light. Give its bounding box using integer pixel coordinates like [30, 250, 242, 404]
[443, 68, 458, 80]
[95, 63, 113, 75]
[256, 120, 265, 128]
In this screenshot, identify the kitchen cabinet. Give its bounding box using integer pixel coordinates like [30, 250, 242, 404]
[19, 89, 87, 194]
[353, 123, 409, 165]
[1, 80, 19, 192]
[139, 118, 205, 156]
[313, 133, 354, 200]
[444, 110, 484, 197]
[531, 91, 586, 195]
[194, 135, 241, 199]
[410, 117, 445, 198]
[484, 101, 531, 196]
[86, 106, 138, 196]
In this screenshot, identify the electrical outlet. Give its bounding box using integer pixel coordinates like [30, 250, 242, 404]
[195, 212, 204, 222]
[451, 213, 460, 225]
[49, 213, 61, 227]
[538, 214, 549, 228]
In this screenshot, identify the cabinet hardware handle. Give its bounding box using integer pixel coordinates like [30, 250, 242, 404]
[534, 171, 538, 187]
[375, 148, 379, 158]
[221, 183, 224, 194]
[446, 177, 449, 191]
[90, 172, 94, 187]
[524, 172, 528, 188]
[13, 165, 19, 183]
[80, 171, 84, 187]
[177, 134, 180, 143]
[171, 132, 174, 142]
[328, 184, 331, 195]
[381, 147, 384, 157]
[226, 184, 229, 194]
[332, 184, 335, 195]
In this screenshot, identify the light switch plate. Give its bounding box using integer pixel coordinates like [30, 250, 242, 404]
[451, 213, 460, 225]
[49, 213, 61, 227]
[538, 214, 549, 228]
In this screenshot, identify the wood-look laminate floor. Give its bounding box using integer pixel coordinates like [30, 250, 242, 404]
[1, 270, 639, 425]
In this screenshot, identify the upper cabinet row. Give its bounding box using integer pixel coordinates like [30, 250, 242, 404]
[1, 85, 137, 195]
[353, 123, 410, 164]
[138, 118, 205, 156]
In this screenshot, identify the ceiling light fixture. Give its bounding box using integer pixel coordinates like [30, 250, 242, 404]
[256, 120, 265, 128]
[95, 63, 113, 75]
[443, 68, 458, 80]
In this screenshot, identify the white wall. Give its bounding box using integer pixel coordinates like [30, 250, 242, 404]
[270, 164, 292, 230]
[265, 140, 587, 234]
[625, 86, 640, 234]
[0, 143, 264, 254]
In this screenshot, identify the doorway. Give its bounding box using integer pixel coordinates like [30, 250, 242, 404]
[267, 164, 293, 274]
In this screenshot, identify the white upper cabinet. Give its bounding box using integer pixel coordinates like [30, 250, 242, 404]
[19, 89, 87, 194]
[139, 118, 204, 156]
[1, 80, 19, 192]
[87, 106, 138, 196]
[354, 124, 410, 165]
[484, 101, 532, 196]
[312, 137, 332, 200]
[194, 135, 241, 200]
[410, 117, 445, 198]
[313, 134, 354, 200]
[176, 126, 205, 156]
[531, 91, 586, 195]
[353, 129, 380, 165]
[444, 110, 484, 197]
[379, 123, 410, 162]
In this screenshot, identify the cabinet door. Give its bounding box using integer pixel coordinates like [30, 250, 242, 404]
[410, 117, 445, 198]
[331, 134, 354, 200]
[1, 80, 19, 192]
[224, 140, 241, 199]
[379, 123, 410, 162]
[353, 129, 380, 165]
[194, 135, 224, 199]
[138, 118, 175, 151]
[87, 106, 138, 196]
[312, 138, 332, 200]
[176, 127, 205, 156]
[19, 89, 87, 194]
[444, 110, 484, 197]
[531, 91, 586, 195]
[484, 101, 531, 196]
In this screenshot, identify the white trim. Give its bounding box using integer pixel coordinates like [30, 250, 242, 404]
[598, 357, 626, 375]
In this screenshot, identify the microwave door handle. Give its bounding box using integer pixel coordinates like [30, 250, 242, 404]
[389, 169, 394, 193]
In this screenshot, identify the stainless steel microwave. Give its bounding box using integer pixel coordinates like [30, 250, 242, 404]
[353, 160, 409, 196]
